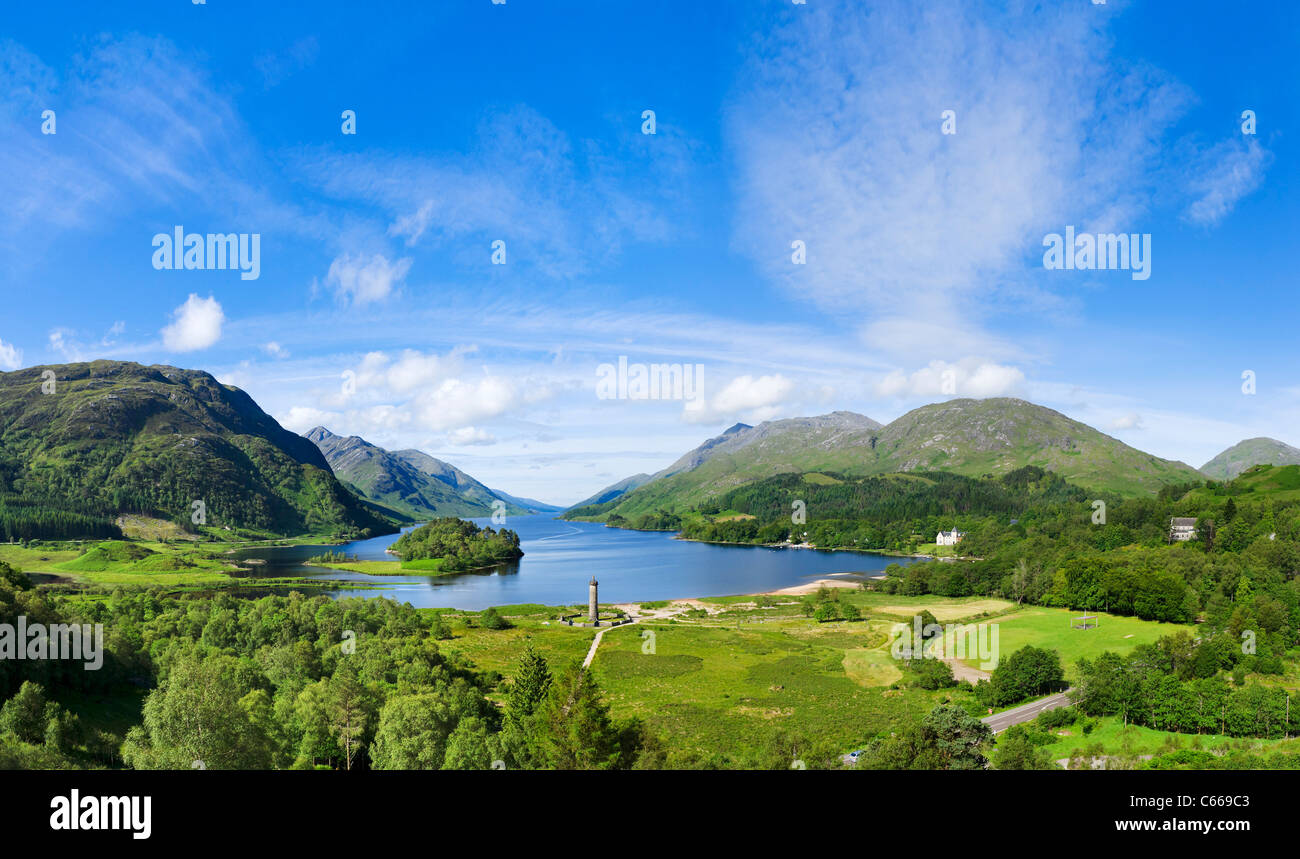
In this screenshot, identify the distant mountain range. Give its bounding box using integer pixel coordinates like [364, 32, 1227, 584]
[570, 473, 655, 510]
[0, 361, 390, 537]
[488, 488, 565, 514]
[1201, 437, 1300, 481]
[5, 361, 1297, 541]
[303, 427, 556, 519]
[567, 398, 1206, 520]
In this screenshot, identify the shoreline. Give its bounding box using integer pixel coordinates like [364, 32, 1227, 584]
[669, 534, 941, 559]
[756, 575, 874, 597]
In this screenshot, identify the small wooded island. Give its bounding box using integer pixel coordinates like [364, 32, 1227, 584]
[390, 517, 524, 573]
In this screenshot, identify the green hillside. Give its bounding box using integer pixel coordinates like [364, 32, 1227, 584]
[864, 399, 1203, 494]
[1201, 437, 1300, 480]
[1187, 463, 1300, 504]
[570, 398, 1204, 522]
[0, 361, 391, 539]
[304, 427, 528, 519]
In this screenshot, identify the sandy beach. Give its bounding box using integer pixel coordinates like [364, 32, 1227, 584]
[762, 575, 868, 596]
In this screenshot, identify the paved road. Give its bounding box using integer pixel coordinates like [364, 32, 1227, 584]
[981, 690, 1072, 733]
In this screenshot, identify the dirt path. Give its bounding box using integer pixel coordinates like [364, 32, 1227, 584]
[581, 624, 617, 669]
[942, 656, 992, 684]
[580, 601, 694, 668]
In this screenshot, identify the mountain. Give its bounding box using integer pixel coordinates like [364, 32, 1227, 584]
[569, 421, 769, 510]
[860, 398, 1202, 494]
[1201, 437, 1300, 481]
[0, 361, 390, 538]
[488, 488, 563, 513]
[304, 428, 529, 519]
[570, 398, 1204, 520]
[566, 411, 886, 518]
[568, 473, 654, 510]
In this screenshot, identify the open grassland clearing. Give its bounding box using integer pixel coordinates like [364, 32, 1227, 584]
[955, 606, 1183, 681]
[864, 595, 1016, 621]
[427, 594, 1002, 761]
[310, 559, 448, 576]
[587, 613, 945, 761]
[425, 605, 597, 678]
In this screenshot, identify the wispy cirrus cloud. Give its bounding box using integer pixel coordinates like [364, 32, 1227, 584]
[727, 0, 1267, 362]
[292, 105, 700, 278]
[324, 253, 413, 306]
[1183, 136, 1272, 227]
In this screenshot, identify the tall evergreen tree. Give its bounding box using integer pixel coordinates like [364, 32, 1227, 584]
[506, 639, 552, 724]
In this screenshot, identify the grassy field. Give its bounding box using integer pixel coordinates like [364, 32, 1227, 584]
[866, 596, 1015, 621]
[2, 533, 463, 586]
[422, 606, 597, 679]
[311, 559, 449, 576]
[587, 607, 944, 763]
[1036, 715, 1300, 766]
[0, 543, 82, 571]
[429, 592, 1023, 765]
[0, 540, 239, 585]
[955, 606, 1184, 680]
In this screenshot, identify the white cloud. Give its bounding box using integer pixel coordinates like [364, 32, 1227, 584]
[326, 253, 412, 306]
[277, 347, 550, 445]
[1111, 412, 1144, 430]
[874, 359, 1025, 399]
[0, 338, 22, 370]
[262, 341, 289, 359]
[729, 0, 1191, 356]
[1184, 137, 1272, 227]
[446, 426, 497, 446]
[101, 321, 125, 346]
[298, 104, 698, 278]
[685, 373, 796, 424]
[277, 405, 341, 433]
[388, 201, 435, 246]
[161, 294, 224, 352]
[415, 376, 520, 431]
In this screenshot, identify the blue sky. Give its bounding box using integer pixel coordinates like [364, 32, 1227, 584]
[0, 0, 1296, 505]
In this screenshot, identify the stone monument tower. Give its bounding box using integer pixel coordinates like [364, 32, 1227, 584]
[588, 576, 599, 625]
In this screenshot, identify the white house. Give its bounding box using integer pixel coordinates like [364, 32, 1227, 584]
[936, 530, 966, 546]
[1169, 518, 1197, 542]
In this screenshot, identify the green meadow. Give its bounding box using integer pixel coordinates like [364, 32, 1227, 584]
[954, 606, 1184, 681]
[434, 593, 1020, 763]
[425, 589, 1212, 765]
[0, 540, 238, 585]
[1042, 717, 1229, 763]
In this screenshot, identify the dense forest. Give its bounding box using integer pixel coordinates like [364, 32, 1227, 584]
[0, 492, 122, 542]
[0, 562, 655, 770]
[671, 467, 1086, 546]
[1071, 632, 1294, 738]
[390, 518, 524, 572]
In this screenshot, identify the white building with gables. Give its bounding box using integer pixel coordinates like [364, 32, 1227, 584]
[936, 530, 966, 546]
[1170, 518, 1197, 542]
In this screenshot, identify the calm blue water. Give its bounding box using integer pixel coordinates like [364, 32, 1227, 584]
[234, 514, 916, 610]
